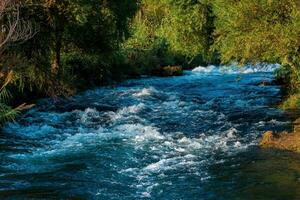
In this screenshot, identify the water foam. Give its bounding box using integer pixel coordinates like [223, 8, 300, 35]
[133, 87, 157, 97]
[108, 103, 145, 122]
[0, 62, 290, 199]
[192, 63, 280, 74]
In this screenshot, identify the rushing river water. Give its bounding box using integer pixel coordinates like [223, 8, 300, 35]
[1, 64, 300, 200]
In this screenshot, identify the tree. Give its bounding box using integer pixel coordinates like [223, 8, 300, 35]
[22, 0, 137, 75]
[1, 0, 35, 81]
[160, 0, 214, 61]
[0, 0, 33, 49]
[123, 0, 215, 67]
[0, 0, 35, 82]
[0, 0, 34, 124]
[213, 0, 300, 67]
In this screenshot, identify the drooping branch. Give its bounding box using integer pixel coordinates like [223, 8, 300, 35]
[0, 0, 35, 49]
[0, 0, 12, 14]
[0, 0, 37, 88]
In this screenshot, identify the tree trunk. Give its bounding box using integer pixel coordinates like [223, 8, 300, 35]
[51, 35, 62, 75]
[51, 19, 63, 75]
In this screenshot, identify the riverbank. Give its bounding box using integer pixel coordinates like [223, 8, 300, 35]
[260, 130, 300, 152]
[260, 115, 300, 152]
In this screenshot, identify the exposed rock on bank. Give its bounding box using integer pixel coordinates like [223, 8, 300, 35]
[260, 130, 300, 152]
[151, 66, 183, 77]
[260, 117, 300, 152]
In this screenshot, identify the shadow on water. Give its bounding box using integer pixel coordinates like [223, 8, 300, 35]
[207, 147, 300, 200]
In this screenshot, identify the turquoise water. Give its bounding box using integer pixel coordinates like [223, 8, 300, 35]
[1, 64, 299, 199]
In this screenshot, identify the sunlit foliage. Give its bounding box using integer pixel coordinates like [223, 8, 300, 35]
[123, 0, 215, 69]
[212, 0, 300, 106]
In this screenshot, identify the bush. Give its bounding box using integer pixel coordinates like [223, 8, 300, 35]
[276, 65, 300, 94]
[122, 36, 180, 75]
[276, 64, 300, 110]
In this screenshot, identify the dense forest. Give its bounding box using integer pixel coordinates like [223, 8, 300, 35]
[0, 0, 299, 123]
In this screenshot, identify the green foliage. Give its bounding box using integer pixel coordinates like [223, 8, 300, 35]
[2, 0, 300, 121]
[159, 0, 214, 60]
[0, 73, 33, 125]
[276, 65, 300, 93]
[62, 53, 111, 88]
[0, 0, 138, 124]
[5, 0, 138, 92]
[122, 0, 215, 71]
[280, 93, 300, 110]
[0, 103, 20, 125]
[123, 36, 178, 74]
[213, 0, 300, 65]
[212, 0, 300, 108]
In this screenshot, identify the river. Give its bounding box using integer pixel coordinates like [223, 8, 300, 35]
[1, 64, 300, 199]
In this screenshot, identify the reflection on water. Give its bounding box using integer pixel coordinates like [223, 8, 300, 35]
[0, 64, 297, 199]
[208, 148, 300, 200]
